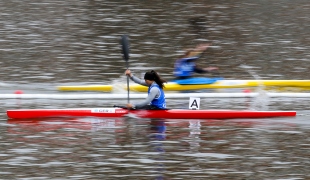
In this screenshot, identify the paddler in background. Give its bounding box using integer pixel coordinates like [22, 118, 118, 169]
[173, 43, 218, 79]
[125, 69, 167, 110]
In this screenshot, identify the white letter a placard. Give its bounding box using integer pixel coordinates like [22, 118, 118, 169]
[189, 97, 200, 110]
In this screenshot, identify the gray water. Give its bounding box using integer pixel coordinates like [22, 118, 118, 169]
[1, 0, 310, 179]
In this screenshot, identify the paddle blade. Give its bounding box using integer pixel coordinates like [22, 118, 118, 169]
[120, 35, 130, 103]
[121, 35, 130, 61]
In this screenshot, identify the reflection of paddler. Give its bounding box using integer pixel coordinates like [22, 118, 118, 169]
[174, 43, 218, 79]
[149, 119, 166, 180]
[150, 119, 166, 142]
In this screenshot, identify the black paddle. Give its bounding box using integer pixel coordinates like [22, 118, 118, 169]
[120, 35, 130, 103]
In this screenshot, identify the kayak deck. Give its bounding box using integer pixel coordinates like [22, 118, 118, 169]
[7, 108, 296, 119]
[57, 80, 310, 92]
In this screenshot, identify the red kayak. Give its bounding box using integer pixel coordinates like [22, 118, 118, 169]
[7, 108, 296, 119]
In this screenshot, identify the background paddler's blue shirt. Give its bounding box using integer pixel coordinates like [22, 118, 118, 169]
[174, 56, 199, 77]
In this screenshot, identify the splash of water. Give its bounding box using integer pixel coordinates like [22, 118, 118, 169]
[240, 65, 270, 111]
[110, 75, 128, 93]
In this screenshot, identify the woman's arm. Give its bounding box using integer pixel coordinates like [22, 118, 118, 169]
[194, 66, 219, 74]
[130, 75, 148, 86]
[125, 69, 147, 86]
[193, 66, 207, 73]
[133, 87, 159, 108]
[188, 43, 211, 57]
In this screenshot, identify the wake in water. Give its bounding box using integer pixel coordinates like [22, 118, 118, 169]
[249, 88, 270, 111]
[110, 75, 129, 93]
[240, 65, 270, 111]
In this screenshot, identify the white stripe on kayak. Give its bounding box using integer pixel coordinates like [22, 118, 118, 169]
[1, 93, 310, 99]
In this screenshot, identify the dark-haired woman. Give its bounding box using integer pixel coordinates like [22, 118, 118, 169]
[125, 69, 167, 110]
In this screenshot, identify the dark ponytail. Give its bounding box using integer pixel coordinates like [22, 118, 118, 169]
[150, 70, 167, 89]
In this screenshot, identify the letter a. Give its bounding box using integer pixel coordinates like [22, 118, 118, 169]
[189, 97, 200, 110]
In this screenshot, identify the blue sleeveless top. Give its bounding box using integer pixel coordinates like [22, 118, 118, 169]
[148, 83, 166, 109]
[173, 56, 199, 77]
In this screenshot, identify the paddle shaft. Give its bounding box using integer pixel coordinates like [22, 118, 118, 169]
[126, 61, 129, 103]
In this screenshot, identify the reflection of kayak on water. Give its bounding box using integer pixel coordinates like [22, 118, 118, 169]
[6, 118, 126, 145]
[7, 117, 125, 133]
[56, 78, 310, 92]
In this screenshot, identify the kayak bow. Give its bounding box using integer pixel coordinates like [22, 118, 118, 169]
[7, 108, 296, 119]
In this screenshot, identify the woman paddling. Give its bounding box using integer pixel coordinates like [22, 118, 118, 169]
[174, 43, 218, 79]
[125, 69, 167, 110]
